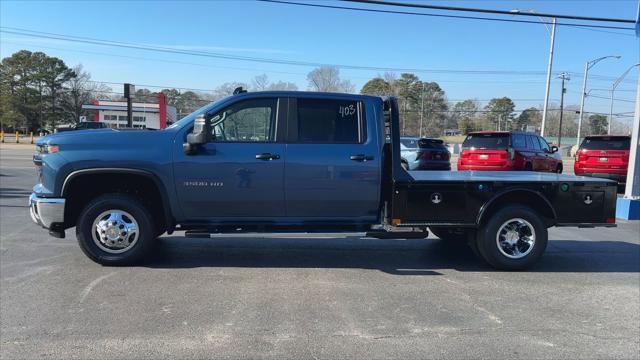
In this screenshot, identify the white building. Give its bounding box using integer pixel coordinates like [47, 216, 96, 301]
[82, 93, 177, 129]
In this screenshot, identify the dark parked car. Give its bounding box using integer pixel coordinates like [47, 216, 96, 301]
[400, 137, 451, 170]
[574, 135, 631, 183]
[458, 131, 562, 173]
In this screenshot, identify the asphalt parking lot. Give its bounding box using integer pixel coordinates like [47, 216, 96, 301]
[1, 144, 639, 359]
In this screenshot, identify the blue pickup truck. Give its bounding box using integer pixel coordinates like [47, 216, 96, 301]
[30, 91, 617, 270]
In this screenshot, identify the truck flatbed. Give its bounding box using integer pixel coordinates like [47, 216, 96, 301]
[407, 170, 617, 183]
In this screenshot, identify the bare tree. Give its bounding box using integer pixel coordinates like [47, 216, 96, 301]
[306, 66, 354, 93]
[250, 74, 298, 91]
[61, 65, 110, 125]
[213, 81, 249, 100]
[268, 81, 298, 91]
[251, 74, 270, 91]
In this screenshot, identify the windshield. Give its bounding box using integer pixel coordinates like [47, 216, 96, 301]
[580, 136, 630, 150]
[418, 138, 447, 150]
[400, 138, 419, 148]
[462, 133, 509, 149]
[166, 95, 232, 129]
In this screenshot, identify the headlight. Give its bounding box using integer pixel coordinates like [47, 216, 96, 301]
[37, 144, 60, 154]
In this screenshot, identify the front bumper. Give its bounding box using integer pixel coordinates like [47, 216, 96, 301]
[29, 193, 65, 229]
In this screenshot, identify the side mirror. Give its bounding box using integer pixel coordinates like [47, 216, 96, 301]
[183, 114, 211, 155]
[551, 145, 559, 153]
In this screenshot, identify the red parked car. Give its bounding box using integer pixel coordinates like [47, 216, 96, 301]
[574, 135, 631, 183]
[458, 131, 562, 173]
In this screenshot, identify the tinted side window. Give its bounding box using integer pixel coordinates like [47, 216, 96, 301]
[297, 98, 363, 143]
[512, 134, 526, 148]
[527, 135, 541, 150]
[538, 137, 551, 152]
[210, 98, 277, 142]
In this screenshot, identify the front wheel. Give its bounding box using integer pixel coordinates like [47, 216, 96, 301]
[475, 206, 548, 270]
[556, 164, 563, 174]
[76, 194, 156, 265]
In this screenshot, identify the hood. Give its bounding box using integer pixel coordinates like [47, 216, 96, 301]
[37, 128, 175, 150]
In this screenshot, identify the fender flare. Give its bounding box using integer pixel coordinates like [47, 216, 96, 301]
[476, 187, 557, 226]
[61, 168, 174, 227]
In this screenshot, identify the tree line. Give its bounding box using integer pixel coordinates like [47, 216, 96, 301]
[0, 50, 619, 136]
[358, 71, 616, 138]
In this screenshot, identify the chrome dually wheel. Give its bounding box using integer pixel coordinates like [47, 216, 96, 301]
[475, 205, 548, 270]
[91, 209, 140, 254]
[496, 218, 535, 259]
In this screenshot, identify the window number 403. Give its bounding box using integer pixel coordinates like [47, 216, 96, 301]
[339, 104, 356, 117]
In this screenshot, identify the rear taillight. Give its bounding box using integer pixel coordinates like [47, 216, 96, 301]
[576, 149, 587, 162]
[606, 217, 616, 224]
[420, 151, 451, 161]
[460, 150, 469, 158]
[418, 151, 431, 160]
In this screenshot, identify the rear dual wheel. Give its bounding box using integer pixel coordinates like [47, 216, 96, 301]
[430, 226, 480, 258]
[475, 206, 548, 270]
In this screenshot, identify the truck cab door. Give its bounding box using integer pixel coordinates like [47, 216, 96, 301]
[173, 97, 286, 220]
[284, 97, 380, 223]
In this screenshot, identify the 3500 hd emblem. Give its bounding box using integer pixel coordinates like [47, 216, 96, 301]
[183, 181, 224, 187]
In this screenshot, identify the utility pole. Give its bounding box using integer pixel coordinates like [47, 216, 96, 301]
[577, 56, 621, 147]
[124, 83, 135, 128]
[609, 63, 639, 134]
[540, 17, 556, 137]
[557, 72, 570, 147]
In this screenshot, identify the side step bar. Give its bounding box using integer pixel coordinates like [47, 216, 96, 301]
[184, 230, 429, 240]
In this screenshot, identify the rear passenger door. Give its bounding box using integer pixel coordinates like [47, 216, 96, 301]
[526, 134, 544, 171]
[284, 97, 380, 222]
[537, 137, 555, 172]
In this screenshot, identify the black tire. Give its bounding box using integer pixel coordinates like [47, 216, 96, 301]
[475, 206, 548, 270]
[524, 163, 533, 171]
[556, 164, 563, 174]
[430, 227, 469, 242]
[76, 194, 156, 265]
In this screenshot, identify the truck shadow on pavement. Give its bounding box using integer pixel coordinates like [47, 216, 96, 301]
[145, 236, 640, 274]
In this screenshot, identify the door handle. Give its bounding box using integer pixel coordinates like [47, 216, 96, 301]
[350, 154, 374, 161]
[256, 153, 280, 160]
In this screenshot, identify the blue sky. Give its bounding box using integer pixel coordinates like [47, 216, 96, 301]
[1, 0, 638, 118]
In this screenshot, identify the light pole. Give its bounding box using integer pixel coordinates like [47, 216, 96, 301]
[577, 55, 621, 147]
[557, 73, 570, 147]
[540, 18, 556, 137]
[419, 83, 425, 138]
[509, 9, 555, 136]
[609, 63, 640, 134]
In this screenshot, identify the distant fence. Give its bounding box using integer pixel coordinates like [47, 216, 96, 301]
[0, 132, 38, 144]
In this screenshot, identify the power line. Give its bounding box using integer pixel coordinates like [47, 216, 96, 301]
[2, 27, 635, 85]
[1, 40, 556, 84]
[258, 0, 636, 30]
[341, 0, 636, 24]
[0, 27, 551, 75]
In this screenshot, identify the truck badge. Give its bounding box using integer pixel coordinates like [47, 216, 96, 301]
[584, 195, 593, 205]
[431, 193, 442, 204]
